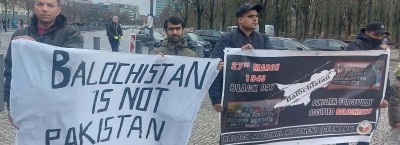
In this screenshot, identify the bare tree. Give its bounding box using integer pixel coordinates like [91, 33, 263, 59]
[169, 0, 193, 26]
[258, 0, 268, 34]
[21, 0, 35, 21]
[202, 0, 215, 29]
[190, 0, 207, 29]
[1, 0, 10, 19]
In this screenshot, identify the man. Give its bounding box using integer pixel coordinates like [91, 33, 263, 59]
[150, 16, 197, 57]
[106, 16, 123, 52]
[150, 16, 223, 71]
[208, 3, 273, 112]
[4, 0, 84, 127]
[388, 71, 400, 145]
[337, 22, 392, 145]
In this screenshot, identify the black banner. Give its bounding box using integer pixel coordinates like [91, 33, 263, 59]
[221, 51, 388, 145]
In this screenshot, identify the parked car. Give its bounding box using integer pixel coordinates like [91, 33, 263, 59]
[303, 39, 348, 51]
[183, 33, 212, 57]
[255, 25, 275, 36]
[194, 30, 224, 49]
[136, 30, 165, 47]
[227, 26, 238, 31]
[269, 37, 311, 50]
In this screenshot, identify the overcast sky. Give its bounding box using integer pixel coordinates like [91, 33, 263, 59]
[90, 0, 155, 15]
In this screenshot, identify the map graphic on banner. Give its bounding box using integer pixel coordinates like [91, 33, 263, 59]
[274, 69, 337, 108]
[221, 48, 389, 145]
[10, 40, 220, 145]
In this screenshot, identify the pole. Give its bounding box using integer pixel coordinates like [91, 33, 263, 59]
[93, 37, 100, 50]
[136, 40, 143, 54]
[195, 46, 204, 58]
[129, 34, 137, 53]
[150, 0, 154, 36]
[149, 0, 155, 54]
[0, 54, 4, 111]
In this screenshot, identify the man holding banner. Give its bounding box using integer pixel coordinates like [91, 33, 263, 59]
[336, 22, 392, 145]
[4, 0, 84, 127]
[209, 3, 273, 112]
[150, 16, 197, 57]
[150, 16, 224, 72]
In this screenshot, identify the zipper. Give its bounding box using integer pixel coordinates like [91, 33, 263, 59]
[39, 36, 44, 42]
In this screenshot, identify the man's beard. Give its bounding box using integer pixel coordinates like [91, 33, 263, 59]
[168, 35, 182, 44]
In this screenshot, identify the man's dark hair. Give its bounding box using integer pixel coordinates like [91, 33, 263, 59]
[163, 16, 185, 30]
[36, 0, 61, 5]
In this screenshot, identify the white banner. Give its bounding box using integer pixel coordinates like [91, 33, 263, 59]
[10, 40, 220, 145]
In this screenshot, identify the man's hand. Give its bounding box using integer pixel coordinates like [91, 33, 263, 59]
[7, 112, 18, 129]
[13, 35, 36, 41]
[241, 44, 254, 50]
[217, 60, 224, 71]
[379, 99, 389, 108]
[114, 36, 119, 40]
[120, 36, 124, 39]
[380, 44, 389, 49]
[213, 104, 223, 112]
[157, 52, 165, 58]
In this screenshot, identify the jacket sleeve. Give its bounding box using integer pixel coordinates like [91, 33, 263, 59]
[208, 34, 231, 105]
[345, 41, 361, 51]
[118, 25, 123, 36]
[386, 78, 392, 100]
[106, 24, 113, 37]
[4, 33, 18, 110]
[63, 27, 84, 48]
[390, 84, 400, 123]
[264, 35, 273, 49]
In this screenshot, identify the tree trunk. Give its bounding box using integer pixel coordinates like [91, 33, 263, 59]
[258, 0, 268, 34]
[367, 0, 372, 23]
[274, 0, 280, 36]
[323, 0, 330, 39]
[298, 0, 310, 41]
[346, 1, 352, 36]
[209, 0, 214, 29]
[311, 0, 318, 38]
[221, 0, 226, 31]
[283, 0, 289, 37]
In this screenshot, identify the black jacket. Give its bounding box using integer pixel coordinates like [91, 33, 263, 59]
[106, 22, 123, 38]
[208, 28, 273, 105]
[4, 14, 84, 110]
[347, 32, 383, 51]
[346, 31, 392, 100]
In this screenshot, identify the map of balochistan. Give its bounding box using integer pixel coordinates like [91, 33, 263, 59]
[274, 69, 337, 108]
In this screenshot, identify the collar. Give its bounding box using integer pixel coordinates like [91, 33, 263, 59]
[237, 27, 256, 37]
[162, 38, 189, 50]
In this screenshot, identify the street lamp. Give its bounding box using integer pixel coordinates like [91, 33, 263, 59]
[150, 0, 154, 36]
[148, 0, 155, 52]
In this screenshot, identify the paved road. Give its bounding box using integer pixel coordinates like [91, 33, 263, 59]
[0, 29, 399, 145]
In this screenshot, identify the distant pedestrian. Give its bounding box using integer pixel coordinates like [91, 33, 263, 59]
[106, 16, 123, 52]
[2, 19, 7, 33]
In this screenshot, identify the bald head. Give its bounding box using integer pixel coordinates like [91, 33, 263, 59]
[112, 16, 118, 24]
